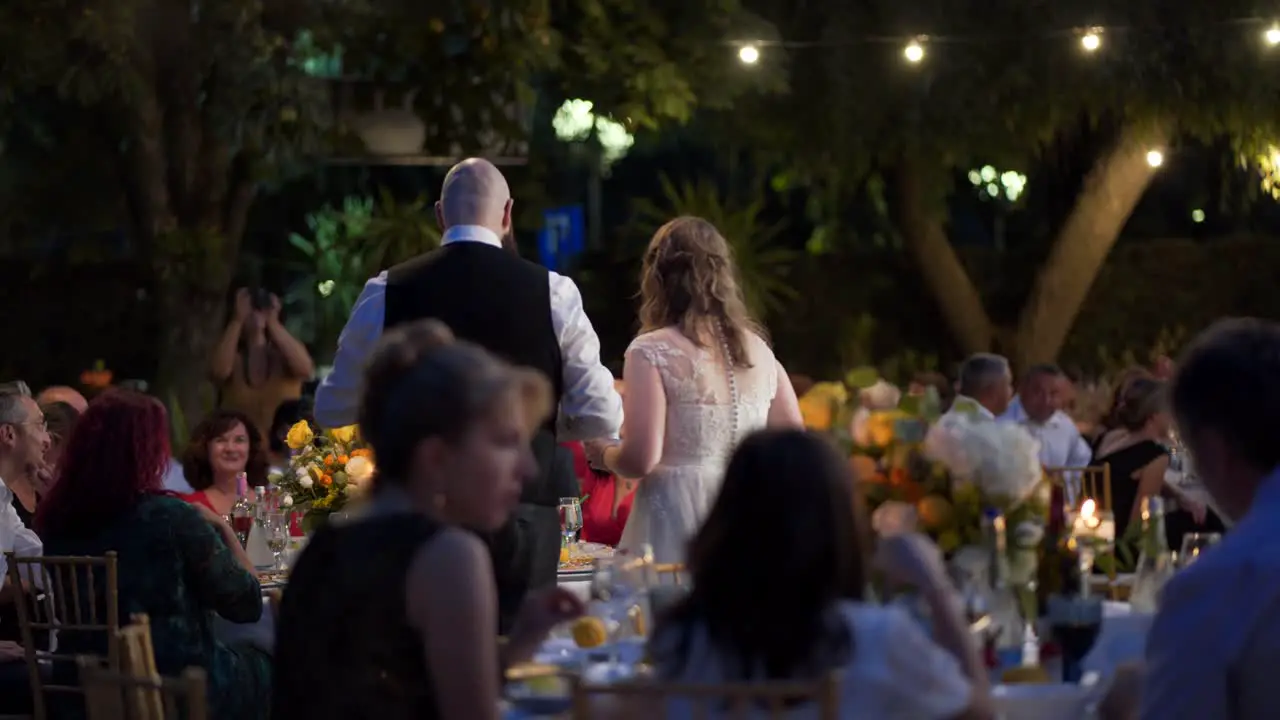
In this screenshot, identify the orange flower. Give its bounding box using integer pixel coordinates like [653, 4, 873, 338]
[324, 454, 336, 466]
[337, 454, 349, 465]
[321, 474, 333, 486]
[351, 448, 372, 458]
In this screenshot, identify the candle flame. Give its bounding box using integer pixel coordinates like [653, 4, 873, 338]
[1080, 498, 1096, 518]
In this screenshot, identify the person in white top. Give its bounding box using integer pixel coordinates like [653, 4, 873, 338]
[583, 216, 803, 564]
[1000, 364, 1092, 469]
[647, 430, 992, 720]
[0, 388, 47, 599]
[939, 354, 1013, 426]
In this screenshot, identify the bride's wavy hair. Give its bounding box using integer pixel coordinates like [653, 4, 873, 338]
[638, 216, 765, 368]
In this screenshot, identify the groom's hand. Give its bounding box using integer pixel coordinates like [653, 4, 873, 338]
[583, 438, 618, 471]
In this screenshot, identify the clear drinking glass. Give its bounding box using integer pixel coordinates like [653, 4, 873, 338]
[558, 497, 583, 548]
[263, 512, 290, 571]
[589, 551, 650, 679]
[1177, 532, 1221, 569]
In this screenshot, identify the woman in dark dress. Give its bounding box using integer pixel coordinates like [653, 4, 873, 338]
[1092, 378, 1208, 547]
[35, 390, 271, 720]
[273, 320, 585, 720]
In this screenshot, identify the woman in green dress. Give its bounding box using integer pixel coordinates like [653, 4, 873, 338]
[36, 389, 270, 719]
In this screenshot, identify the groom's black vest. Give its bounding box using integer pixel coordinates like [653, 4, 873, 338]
[383, 240, 571, 630]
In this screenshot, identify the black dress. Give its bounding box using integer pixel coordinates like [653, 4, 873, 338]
[1093, 439, 1223, 551]
[273, 512, 442, 720]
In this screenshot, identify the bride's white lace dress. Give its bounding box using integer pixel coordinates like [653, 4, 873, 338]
[617, 327, 777, 564]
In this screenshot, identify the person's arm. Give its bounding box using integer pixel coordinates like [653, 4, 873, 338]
[1066, 431, 1093, 468]
[266, 298, 316, 379]
[1140, 564, 1235, 719]
[314, 274, 387, 428]
[767, 360, 804, 428]
[548, 273, 622, 441]
[602, 343, 665, 479]
[172, 502, 262, 623]
[0, 486, 42, 591]
[408, 528, 501, 720]
[212, 288, 252, 382]
[1132, 455, 1170, 526]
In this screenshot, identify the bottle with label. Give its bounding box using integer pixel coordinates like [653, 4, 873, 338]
[228, 472, 254, 548]
[1129, 496, 1173, 613]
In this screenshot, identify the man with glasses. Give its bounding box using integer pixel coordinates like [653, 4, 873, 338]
[0, 383, 45, 714]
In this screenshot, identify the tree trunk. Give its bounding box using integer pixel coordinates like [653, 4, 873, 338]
[896, 156, 994, 354]
[1012, 123, 1168, 370]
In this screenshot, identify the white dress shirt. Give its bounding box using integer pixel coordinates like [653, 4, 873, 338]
[0, 475, 42, 587]
[313, 225, 622, 440]
[162, 457, 192, 493]
[1000, 397, 1092, 468]
[1141, 468, 1280, 719]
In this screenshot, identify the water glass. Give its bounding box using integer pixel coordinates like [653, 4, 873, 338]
[1177, 532, 1221, 569]
[263, 512, 290, 570]
[558, 497, 583, 547]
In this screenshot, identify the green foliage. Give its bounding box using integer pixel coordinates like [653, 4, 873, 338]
[631, 175, 798, 320]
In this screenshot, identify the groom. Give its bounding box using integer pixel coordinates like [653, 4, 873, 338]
[315, 158, 622, 632]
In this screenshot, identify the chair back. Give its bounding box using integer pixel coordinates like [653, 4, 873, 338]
[117, 615, 162, 718]
[77, 657, 207, 720]
[652, 562, 687, 587]
[1046, 465, 1113, 512]
[4, 552, 121, 720]
[571, 671, 841, 720]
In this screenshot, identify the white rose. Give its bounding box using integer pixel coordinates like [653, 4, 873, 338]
[345, 455, 375, 486]
[282, 494, 294, 508]
[299, 476, 313, 489]
[871, 501, 919, 537]
[860, 380, 902, 411]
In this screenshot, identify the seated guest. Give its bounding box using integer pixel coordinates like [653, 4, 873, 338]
[1001, 364, 1092, 469]
[942, 354, 1012, 422]
[0, 387, 44, 714]
[274, 320, 583, 720]
[1142, 319, 1280, 719]
[0, 388, 51, 530]
[650, 430, 992, 719]
[34, 385, 88, 415]
[40, 400, 80, 475]
[36, 390, 269, 720]
[1092, 378, 1206, 546]
[179, 410, 269, 515]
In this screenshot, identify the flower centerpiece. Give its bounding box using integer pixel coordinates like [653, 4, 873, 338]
[268, 420, 376, 533]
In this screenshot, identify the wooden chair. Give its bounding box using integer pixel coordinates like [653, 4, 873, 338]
[1045, 465, 1113, 513]
[117, 615, 161, 719]
[77, 657, 207, 720]
[5, 552, 120, 720]
[571, 671, 841, 719]
[652, 563, 686, 587]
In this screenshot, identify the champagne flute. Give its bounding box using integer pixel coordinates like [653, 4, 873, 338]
[558, 497, 583, 548]
[1177, 532, 1221, 569]
[263, 512, 290, 571]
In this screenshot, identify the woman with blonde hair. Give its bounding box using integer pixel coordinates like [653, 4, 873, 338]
[585, 216, 803, 563]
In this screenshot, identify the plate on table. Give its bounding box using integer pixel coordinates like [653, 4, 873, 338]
[558, 542, 613, 574]
[257, 569, 289, 588]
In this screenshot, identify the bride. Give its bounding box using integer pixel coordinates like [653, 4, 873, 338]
[586, 216, 803, 564]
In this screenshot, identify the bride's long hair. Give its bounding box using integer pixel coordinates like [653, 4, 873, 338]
[638, 216, 764, 368]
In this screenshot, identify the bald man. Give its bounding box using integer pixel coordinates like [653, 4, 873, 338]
[315, 158, 622, 632]
[36, 386, 87, 414]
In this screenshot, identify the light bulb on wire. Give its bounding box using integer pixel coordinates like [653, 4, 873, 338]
[1146, 150, 1164, 168]
[903, 39, 925, 63]
[1080, 30, 1101, 52]
[1266, 26, 1280, 46]
[738, 44, 760, 64]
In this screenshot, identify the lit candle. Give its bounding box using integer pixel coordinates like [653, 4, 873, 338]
[1080, 498, 1100, 529]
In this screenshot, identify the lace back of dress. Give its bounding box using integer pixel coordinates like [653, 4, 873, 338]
[718, 322, 740, 444]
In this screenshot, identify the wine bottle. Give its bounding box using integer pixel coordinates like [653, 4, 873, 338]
[229, 472, 254, 548]
[1037, 482, 1081, 612]
[1130, 496, 1173, 613]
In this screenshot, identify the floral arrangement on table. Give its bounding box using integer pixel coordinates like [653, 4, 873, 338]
[797, 371, 1048, 585]
[268, 420, 376, 533]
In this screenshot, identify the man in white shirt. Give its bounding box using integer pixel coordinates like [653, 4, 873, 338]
[1001, 364, 1092, 469]
[1141, 319, 1280, 719]
[0, 387, 46, 612]
[940, 353, 1013, 425]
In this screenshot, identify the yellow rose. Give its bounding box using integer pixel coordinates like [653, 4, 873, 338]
[799, 395, 835, 431]
[285, 421, 314, 450]
[345, 455, 375, 487]
[866, 411, 900, 447]
[329, 425, 357, 444]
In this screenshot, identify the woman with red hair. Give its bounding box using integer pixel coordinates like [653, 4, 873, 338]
[36, 390, 270, 720]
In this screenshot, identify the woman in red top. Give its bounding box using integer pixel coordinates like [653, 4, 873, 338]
[178, 410, 269, 515]
[564, 442, 634, 546]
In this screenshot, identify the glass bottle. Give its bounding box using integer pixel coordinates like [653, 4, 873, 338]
[1129, 496, 1173, 613]
[986, 511, 1025, 668]
[228, 472, 254, 548]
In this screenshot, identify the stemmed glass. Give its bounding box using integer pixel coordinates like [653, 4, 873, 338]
[1068, 498, 1115, 598]
[1177, 532, 1221, 569]
[262, 512, 290, 571]
[589, 548, 652, 678]
[558, 497, 583, 549]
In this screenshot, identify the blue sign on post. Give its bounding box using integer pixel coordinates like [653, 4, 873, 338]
[537, 205, 585, 272]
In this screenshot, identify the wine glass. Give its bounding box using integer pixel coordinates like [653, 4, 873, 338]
[558, 497, 583, 548]
[1177, 532, 1221, 569]
[1047, 594, 1103, 684]
[590, 551, 651, 677]
[262, 512, 290, 571]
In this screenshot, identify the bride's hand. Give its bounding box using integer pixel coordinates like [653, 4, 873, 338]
[583, 439, 617, 471]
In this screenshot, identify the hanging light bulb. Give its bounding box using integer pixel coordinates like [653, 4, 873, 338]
[1080, 30, 1102, 52]
[738, 44, 760, 64]
[1146, 150, 1164, 168]
[903, 39, 925, 63]
[1266, 26, 1280, 46]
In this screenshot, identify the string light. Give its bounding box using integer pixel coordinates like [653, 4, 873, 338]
[1080, 29, 1102, 52]
[738, 44, 760, 64]
[1192, 209, 1206, 223]
[1146, 150, 1165, 168]
[903, 39, 925, 63]
[1266, 26, 1280, 46]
